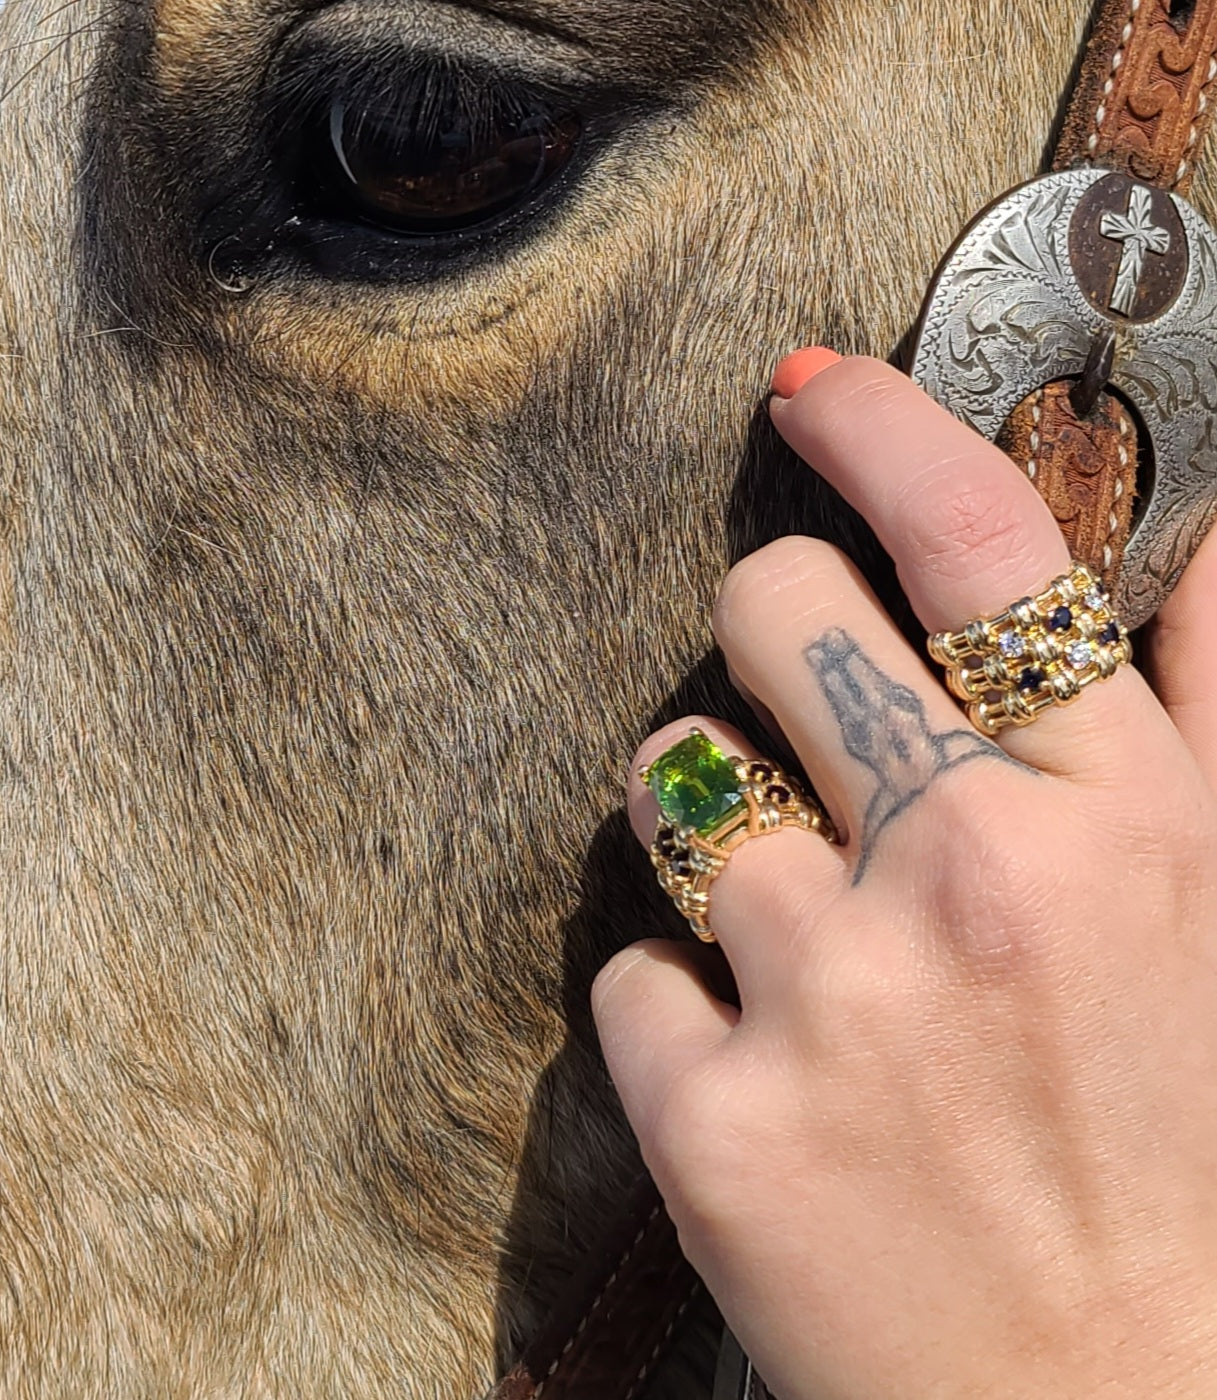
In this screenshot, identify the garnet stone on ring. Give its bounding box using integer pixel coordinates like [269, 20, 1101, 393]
[640, 731, 836, 942]
[927, 562, 1132, 736]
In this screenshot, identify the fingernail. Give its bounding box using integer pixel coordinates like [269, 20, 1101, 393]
[770, 346, 842, 400]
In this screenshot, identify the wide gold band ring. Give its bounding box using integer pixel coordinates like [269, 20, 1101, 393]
[640, 731, 835, 943]
[927, 562, 1132, 736]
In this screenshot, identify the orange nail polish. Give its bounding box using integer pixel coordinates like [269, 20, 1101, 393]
[770, 347, 842, 400]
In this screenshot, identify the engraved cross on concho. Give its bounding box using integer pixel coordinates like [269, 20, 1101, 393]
[910, 166, 1217, 628]
[1101, 185, 1171, 314]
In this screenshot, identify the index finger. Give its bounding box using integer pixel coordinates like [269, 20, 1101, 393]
[769, 355, 1176, 779]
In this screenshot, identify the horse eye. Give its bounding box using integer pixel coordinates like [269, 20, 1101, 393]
[324, 84, 582, 237]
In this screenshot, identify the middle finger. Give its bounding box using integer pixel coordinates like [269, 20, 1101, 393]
[713, 536, 1029, 880]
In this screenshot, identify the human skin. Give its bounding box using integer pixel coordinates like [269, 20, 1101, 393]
[591, 355, 1217, 1399]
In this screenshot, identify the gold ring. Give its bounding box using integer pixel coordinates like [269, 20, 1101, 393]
[927, 562, 1132, 736]
[640, 731, 835, 942]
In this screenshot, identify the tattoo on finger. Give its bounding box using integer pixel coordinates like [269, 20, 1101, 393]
[804, 628, 1029, 881]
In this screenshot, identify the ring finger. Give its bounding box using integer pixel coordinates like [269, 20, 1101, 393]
[627, 716, 847, 1005]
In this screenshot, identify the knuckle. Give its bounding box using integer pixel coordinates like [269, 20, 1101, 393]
[713, 536, 848, 636]
[1114, 792, 1217, 892]
[797, 940, 914, 1051]
[920, 760, 1003, 836]
[645, 1059, 740, 1194]
[589, 946, 650, 1026]
[919, 767, 1217, 984]
[919, 768, 1064, 977]
[906, 477, 1040, 584]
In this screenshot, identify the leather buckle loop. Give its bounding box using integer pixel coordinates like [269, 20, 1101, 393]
[910, 166, 1217, 629]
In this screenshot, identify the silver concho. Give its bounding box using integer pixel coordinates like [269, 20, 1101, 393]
[910, 166, 1217, 629]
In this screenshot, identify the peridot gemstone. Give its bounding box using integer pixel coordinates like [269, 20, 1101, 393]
[646, 733, 745, 836]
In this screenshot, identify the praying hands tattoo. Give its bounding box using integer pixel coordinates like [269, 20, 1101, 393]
[805, 629, 1026, 880]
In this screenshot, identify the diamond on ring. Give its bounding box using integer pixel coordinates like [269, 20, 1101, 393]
[927, 562, 1132, 735]
[1066, 639, 1095, 670]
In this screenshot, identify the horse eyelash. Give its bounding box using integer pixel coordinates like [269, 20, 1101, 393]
[274, 56, 559, 151]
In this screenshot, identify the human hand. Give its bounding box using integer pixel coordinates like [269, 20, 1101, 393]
[591, 353, 1217, 1399]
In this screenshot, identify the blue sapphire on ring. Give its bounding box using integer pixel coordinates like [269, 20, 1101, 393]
[928, 563, 1132, 735]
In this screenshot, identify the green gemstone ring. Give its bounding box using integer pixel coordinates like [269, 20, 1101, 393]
[640, 731, 836, 942]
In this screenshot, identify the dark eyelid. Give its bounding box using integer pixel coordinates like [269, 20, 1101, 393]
[418, 0, 594, 53]
[267, 5, 660, 163]
[275, 0, 600, 95]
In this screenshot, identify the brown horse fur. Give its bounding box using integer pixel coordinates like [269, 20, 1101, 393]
[1, 0, 1213, 1394]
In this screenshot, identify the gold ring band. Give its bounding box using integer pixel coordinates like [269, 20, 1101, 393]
[927, 562, 1132, 735]
[640, 731, 835, 942]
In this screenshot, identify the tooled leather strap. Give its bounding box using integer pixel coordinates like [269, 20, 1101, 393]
[485, 1174, 702, 1400]
[1056, 0, 1217, 190]
[1002, 0, 1217, 588]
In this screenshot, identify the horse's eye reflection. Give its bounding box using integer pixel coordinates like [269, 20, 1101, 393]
[323, 88, 582, 237]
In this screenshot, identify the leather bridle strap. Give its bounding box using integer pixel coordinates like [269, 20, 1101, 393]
[1059, 0, 1217, 188]
[484, 1173, 703, 1400]
[1001, 0, 1217, 587]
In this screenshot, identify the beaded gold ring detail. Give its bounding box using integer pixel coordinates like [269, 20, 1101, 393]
[927, 562, 1132, 736]
[640, 731, 836, 943]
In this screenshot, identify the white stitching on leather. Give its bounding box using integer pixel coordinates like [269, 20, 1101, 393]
[622, 1290, 698, 1400]
[1177, 54, 1217, 185]
[1090, 0, 1140, 155]
[534, 1203, 664, 1398]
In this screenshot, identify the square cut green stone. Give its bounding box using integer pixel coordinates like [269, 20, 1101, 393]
[646, 733, 745, 836]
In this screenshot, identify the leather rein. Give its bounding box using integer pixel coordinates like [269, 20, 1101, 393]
[488, 2, 1217, 1396]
